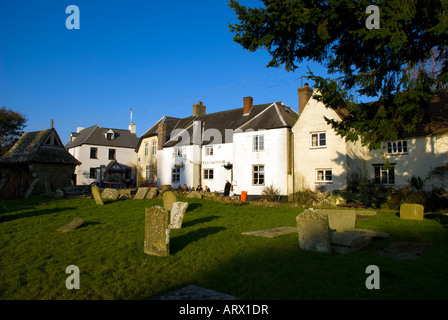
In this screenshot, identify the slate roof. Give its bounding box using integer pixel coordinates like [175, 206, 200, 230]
[161, 102, 298, 148]
[65, 125, 139, 149]
[0, 129, 81, 165]
[135, 116, 182, 151]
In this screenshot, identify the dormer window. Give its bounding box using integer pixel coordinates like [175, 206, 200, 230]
[105, 130, 115, 140]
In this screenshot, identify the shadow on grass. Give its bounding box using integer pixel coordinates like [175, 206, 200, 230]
[425, 213, 448, 228]
[186, 203, 203, 212]
[182, 216, 221, 228]
[171, 226, 226, 254]
[2, 207, 76, 222]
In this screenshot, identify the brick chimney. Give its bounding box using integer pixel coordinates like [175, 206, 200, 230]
[243, 96, 253, 115]
[157, 122, 166, 150]
[193, 101, 206, 116]
[298, 83, 313, 116]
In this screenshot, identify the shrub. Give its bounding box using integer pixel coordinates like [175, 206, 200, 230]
[261, 184, 280, 202]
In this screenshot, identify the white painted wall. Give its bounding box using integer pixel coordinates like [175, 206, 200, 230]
[233, 128, 291, 196]
[69, 144, 137, 185]
[201, 143, 233, 192]
[292, 95, 349, 192]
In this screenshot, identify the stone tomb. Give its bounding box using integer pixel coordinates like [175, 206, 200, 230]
[316, 209, 356, 231]
[163, 191, 177, 211]
[91, 186, 104, 205]
[57, 217, 85, 232]
[101, 188, 119, 200]
[400, 203, 424, 221]
[144, 206, 170, 257]
[170, 201, 189, 229]
[134, 187, 149, 199]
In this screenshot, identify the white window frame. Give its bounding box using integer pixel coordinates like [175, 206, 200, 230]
[152, 140, 157, 156]
[253, 135, 265, 152]
[252, 165, 265, 186]
[310, 132, 327, 148]
[144, 142, 149, 157]
[203, 168, 214, 180]
[386, 141, 408, 155]
[316, 169, 332, 183]
[205, 146, 213, 156]
[373, 164, 395, 185]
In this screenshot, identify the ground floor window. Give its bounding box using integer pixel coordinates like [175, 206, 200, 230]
[89, 167, 97, 179]
[203, 169, 214, 180]
[253, 165, 265, 185]
[172, 167, 180, 183]
[316, 169, 332, 183]
[373, 164, 395, 185]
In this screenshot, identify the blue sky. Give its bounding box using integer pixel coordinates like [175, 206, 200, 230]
[1, 0, 331, 144]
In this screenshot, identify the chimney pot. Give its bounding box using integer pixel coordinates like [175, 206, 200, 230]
[193, 102, 206, 116]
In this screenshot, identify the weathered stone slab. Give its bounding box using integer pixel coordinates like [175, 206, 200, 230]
[186, 191, 203, 199]
[57, 218, 85, 232]
[102, 188, 119, 200]
[150, 285, 238, 300]
[170, 201, 189, 229]
[344, 228, 389, 239]
[163, 191, 177, 211]
[146, 187, 159, 199]
[134, 187, 149, 199]
[331, 237, 372, 254]
[356, 209, 377, 217]
[400, 203, 424, 221]
[91, 186, 104, 205]
[242, 227, 297, 238]
[144, 206, 170, 257]
[330, 232, 371, 247]
[316, 209, 356, 231]
[297, 210, 332, 253]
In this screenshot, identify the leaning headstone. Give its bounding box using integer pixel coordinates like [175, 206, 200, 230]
[186, 191, 203, 199]
[144, 206, 170, 257]
[57, 218, 85, 232]
[400, 203, 424, 221]
[102, 188, 119, 200]
[146, 187, 159, 199]
[134, 187, 149, 199]
[296, 209, 332, 253]
[316, 209, 356, 232]
[163, 191, 177, 211]
[91, 186, 104, 205]
[170, 201, 189, 229]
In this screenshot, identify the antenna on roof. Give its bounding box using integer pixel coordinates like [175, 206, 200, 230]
[130, 108, 133, 124]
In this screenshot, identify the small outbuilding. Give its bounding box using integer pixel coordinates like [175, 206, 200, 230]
[0, 128, 81, 199]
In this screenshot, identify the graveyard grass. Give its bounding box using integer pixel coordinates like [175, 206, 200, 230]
[1, 196, 448, 300]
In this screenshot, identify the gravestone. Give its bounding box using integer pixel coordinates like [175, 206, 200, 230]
[102, 188, 119, 200]
[134, 187, 149, 199]
[144, 206, 170, 257]
[242, 227, 297, 238]
[91, 186, 104, 205]
[296, 209, 332, 253]
[170, 201, 189, 229]
[400, 203, 424, 221]
[186, 191, 203, 199]
[146, 187, 159, 199]
[163, 191, 177, 211]
[57, 218, 85, 232]
[316, 209, 356, 231]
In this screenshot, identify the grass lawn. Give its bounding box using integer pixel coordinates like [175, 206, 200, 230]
[1, 195, 448, 300]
